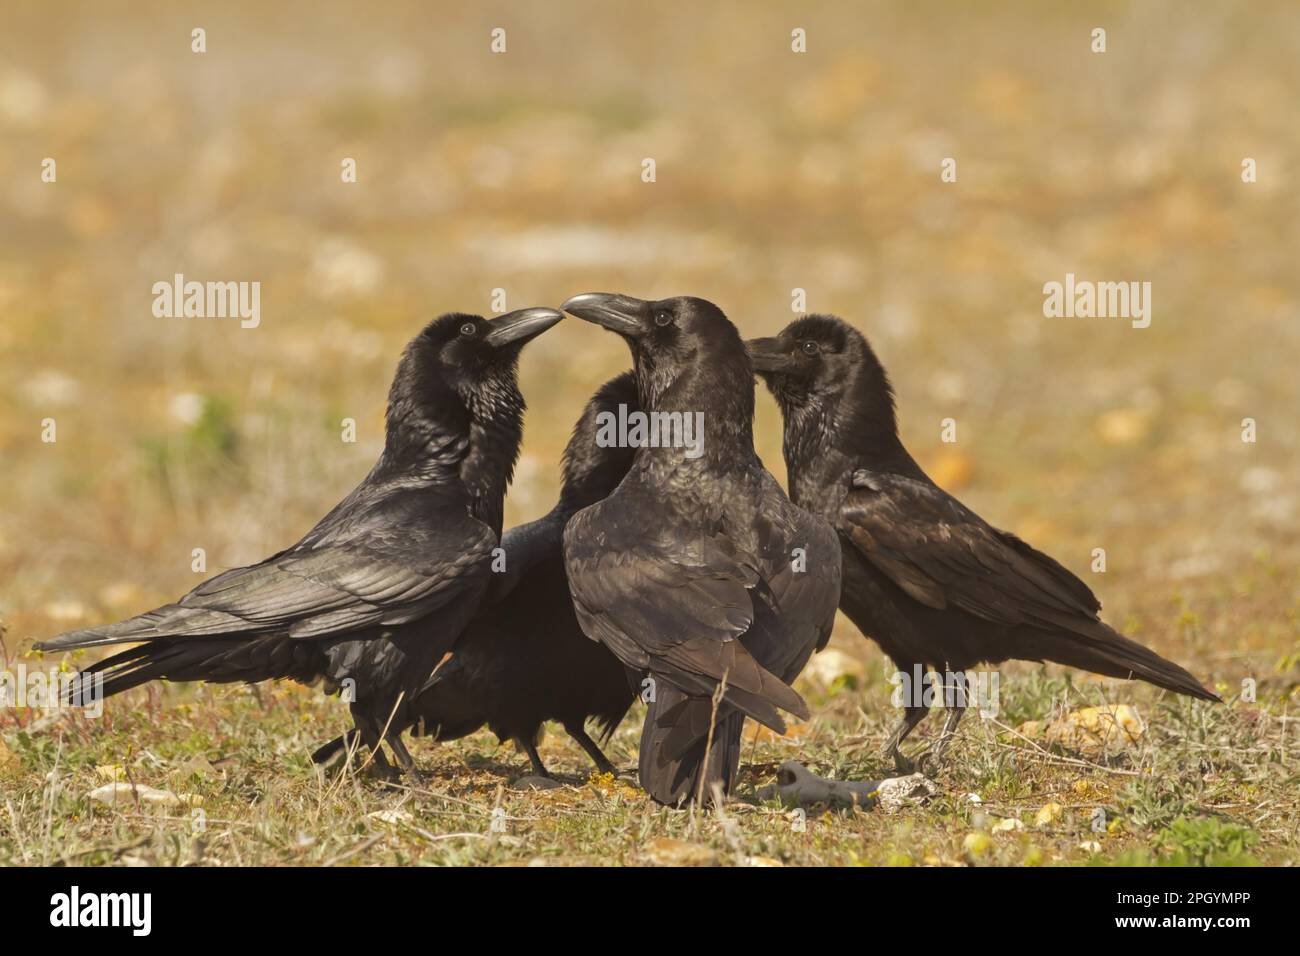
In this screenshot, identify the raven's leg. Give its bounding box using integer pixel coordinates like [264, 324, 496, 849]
[563, 721, 618, 776]
[517, 736, 551, 778]
[388, 732, 417, 775]
[883, 704, 929, 774]
[923, 674, 968, 769]
[353, 713, 398, 780]
[927, 704, 965, 762]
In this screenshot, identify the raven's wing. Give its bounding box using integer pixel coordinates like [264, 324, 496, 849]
[841, 469, 1101, 630]
[563, 492, 809, 734]
[38, 488, 496, 650]
[744, 484, 842, 669]
[481, 511, 563, 604]
[841, 469, 1220, 702]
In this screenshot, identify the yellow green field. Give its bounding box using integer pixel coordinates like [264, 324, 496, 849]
[1, 1, 1296, 865]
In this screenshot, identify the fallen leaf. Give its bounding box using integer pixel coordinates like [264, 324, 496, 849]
[586, 772, 639, 799]
[87, 782, 182, 807]
[1035, 802, 1064, 827]
[1017, 720, 1043, 739]
[1018, 705, 1145, 755]
[963, 832, 991, 857]
[642, 837, 718, 867]
[367, 809, 414, 826]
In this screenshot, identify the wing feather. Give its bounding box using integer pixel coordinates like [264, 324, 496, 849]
[844, 469, 1101, 629]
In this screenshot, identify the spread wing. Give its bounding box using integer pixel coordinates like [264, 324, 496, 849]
[563, 489, 811, 733]
[841, 469, 1101, 631]
[38, 486, 496, 650]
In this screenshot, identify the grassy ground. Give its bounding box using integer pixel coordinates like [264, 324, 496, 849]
[1, 1, 1297, 865]
[0, 663, 1294, 866]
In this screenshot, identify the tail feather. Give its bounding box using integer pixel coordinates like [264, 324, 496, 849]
[656, 658, 806, 735]
[1025, 620, 1220, 702]
[34, 605, 211, 651]
[60, 636, 321, 706]
[638, 681, 744, 806]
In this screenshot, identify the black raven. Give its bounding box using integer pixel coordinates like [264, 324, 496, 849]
[313, 372, 642, 778]
[35, 307, 562, 777]
[561, 293, 841, 805]
[748, 315, 1220, 771]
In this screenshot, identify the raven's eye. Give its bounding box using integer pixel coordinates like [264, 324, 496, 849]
[800, 340, 819, 355]
[459, 322, 477, 336]
[653, 310, 673, 327]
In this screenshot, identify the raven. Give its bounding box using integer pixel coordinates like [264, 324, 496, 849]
[35, 307, 562, 777]
[312, 372, 642, 778]
[748, 315, 1220, 772]
[561, 293, 841, 805]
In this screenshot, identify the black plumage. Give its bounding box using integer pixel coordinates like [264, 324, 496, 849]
[312, 372, 642, 777]
[748, 315, 1220, 771]
[35, 307, 562, 776]
[561, 294, 841, 805]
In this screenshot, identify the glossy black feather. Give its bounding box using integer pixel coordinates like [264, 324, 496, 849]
[751, 315, 1220, 751]
[395, 373, 644, 774]
[36, 310, 556, 773]
[563, 295, 841, 805]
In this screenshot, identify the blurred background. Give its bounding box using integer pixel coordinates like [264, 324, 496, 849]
[1, 1, 1296, 689]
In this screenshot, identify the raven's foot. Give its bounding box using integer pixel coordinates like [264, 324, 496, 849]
[562, 721, 619, 777]
[887, 743, 917, 775]
[918, 704, 965, 774]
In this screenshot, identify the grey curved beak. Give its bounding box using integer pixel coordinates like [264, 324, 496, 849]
[561, 293, 649, 337]
[485, 307, 564, 348]
[745, 336, 794, 373]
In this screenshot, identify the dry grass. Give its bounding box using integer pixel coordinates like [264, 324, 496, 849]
[1, 0, 1297, 865]
[0, 667, 1294, 866]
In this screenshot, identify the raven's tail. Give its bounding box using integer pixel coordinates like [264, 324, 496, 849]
[33, 602, 221, 652]
[638, 682, 745, 806]
[311, 729, 361, 765]
[1019, 620, 1220, 702]
[51, 635, 321, 706]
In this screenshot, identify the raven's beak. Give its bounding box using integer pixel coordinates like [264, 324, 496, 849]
[561, 293, 649, 337]
[745, 337, 794, 373]
[484, 307, 564, 348]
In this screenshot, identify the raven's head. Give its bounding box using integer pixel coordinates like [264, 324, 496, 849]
[557, 370, 640, 512]
[561, 293, 752, 418]
[409, 307, 562, 421]
[746, 314, 894, 419]
[384, 307, 561, 524]
[746, 315, 904, 468]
